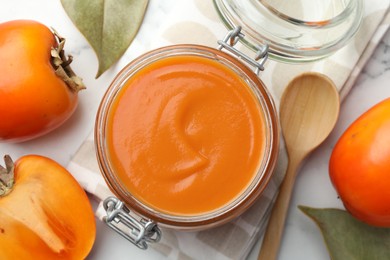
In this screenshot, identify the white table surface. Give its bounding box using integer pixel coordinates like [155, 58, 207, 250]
[1, 1, 389, 259]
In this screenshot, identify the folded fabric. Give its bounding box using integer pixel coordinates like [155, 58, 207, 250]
[67, 1, 390, 259]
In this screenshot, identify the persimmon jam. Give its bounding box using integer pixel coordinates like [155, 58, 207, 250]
[106, 54, 266, 216]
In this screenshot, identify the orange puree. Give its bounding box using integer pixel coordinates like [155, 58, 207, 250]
[107, 55, 265, 216]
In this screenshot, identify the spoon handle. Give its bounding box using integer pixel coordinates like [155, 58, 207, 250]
[258, 155, 301, 260]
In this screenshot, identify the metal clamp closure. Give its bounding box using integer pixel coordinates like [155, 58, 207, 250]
[103, 196, 162, 250]
[218, 26, 269, 75]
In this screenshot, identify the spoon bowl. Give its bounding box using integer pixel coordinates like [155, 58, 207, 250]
[258, 72, 340, 260]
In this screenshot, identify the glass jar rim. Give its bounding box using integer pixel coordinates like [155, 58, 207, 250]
[213, 0, 364, 63]
[95, 44, 279, 229]
[260, 0, 358, 27]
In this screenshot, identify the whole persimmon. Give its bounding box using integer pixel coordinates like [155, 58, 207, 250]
[0, 154, 96, 259]
[329, 98, 390, 227]
[0, 20, 85, 142]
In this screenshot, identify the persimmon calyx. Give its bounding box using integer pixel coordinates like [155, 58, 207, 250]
[0, 155, 14, 197]
[51, 28, 86, 93]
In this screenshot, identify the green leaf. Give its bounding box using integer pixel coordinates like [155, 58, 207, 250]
[299, 206, 390, 260]
[61, 0, 149, 78]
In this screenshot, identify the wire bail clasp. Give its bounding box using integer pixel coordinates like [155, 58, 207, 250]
[218, 26, 269, 75]
[103, 196, 162, 250]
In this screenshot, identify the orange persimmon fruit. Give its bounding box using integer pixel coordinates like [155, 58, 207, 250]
[0, 19, 85, 142]
[0, 155, 96, 259]
[329, 98, 390, 227]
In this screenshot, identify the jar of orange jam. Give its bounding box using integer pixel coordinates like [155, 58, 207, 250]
[95, 28, 279, 249]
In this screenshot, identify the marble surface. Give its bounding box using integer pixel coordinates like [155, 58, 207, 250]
[0, 1, 389, 259]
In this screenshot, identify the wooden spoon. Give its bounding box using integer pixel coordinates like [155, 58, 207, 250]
[258, 72, 340, 260]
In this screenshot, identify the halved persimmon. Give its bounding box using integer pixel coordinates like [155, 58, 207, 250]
[0, 155, 96, 259]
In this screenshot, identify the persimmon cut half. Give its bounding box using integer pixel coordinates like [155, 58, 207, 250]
[0, 155, 96, 259]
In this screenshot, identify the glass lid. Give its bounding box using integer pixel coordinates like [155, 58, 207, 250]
[213, 0, 363, 62]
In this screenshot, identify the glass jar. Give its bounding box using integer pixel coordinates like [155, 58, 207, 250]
[95, 40, 279, 248]
[213, 0, 363, 62]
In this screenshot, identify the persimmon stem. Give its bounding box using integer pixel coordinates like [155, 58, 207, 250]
[50, 28, 86, 93]
[0, 155, 15, 197]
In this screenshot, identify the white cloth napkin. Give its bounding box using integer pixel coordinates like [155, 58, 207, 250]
[67, 1, 390, 259]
